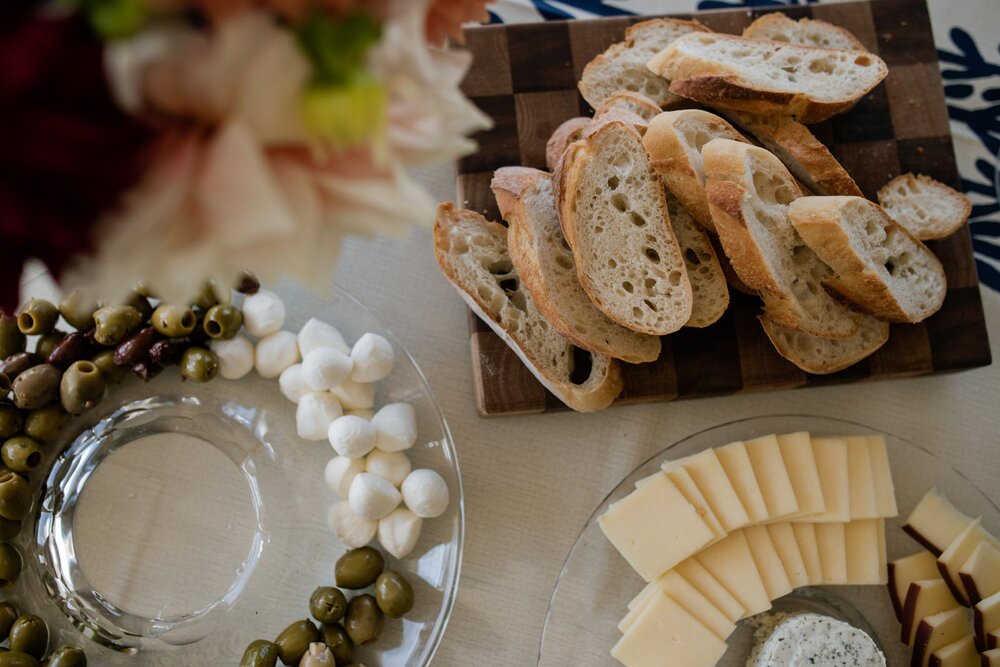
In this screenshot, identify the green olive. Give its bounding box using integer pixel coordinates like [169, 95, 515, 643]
[319, 623, 354, 664]
[0, 472, 31, 521]
[374, 570, 414, 619]
[179, 347, 218, 383]
[151, 305, 196, 338]
[0, 651, 39, 666]
[0, 543, 21, 589]
[0, 601, 17, 641]
[92, 306, 141, 346]
[91, 351, 126, 385]
[273, 619, 319, 666]
[58, 289, 98, 331]
[34, 331, 65, 363]
[0, 316, 27, 362]
[202, 304, 243, 340]
[60, 361, 106, 415]
[0, 517, 21, 540]
[343, 594, 383, 646]
[2, 437, 43, 473]
[45, 332, 92, 370]
[335, 547, 385, 590]
[16, 300, 58, 336]
[0, 353, 38, 382]
[309, 587, 347, 624]
[8, 615, 47, 659]
[0, 406, 24, 440]
[239, 639, 278, 667]
[12, 364, 61, 410]
[44, 645, 87, 667]
[24, 405, 69, 443]
[121, 292, 153, 323]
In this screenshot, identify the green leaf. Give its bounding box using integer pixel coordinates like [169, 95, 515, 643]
[300, 73, 386, 146]
[296, 10, 382, 87]
[85, 0, 147, 40]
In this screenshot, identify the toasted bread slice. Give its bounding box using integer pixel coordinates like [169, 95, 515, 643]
[583, 109, 649, 139]
[643, 109, 751, 232]
[433, 203, 622, 412]
[667, 193, 729, 327]
[720, 110, 862, 196]
[557, 121, 693, 335]
[877, 173, 972, 241]
[789, 196, 947, 323]
[649, 33, 888, 123]
[702, 139, 859, 338]
[579, 18, 711, 110]
[761, 314, 889, 375]
[742, 13, 867, 51]
[594, 91, 662, 122]
[546, 117, 591, 172]
[491, 167, 662, 364]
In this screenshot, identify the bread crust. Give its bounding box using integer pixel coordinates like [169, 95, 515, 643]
[742, 14, 867, 52]
[546, 117, 590, 173]
[759, 315, 889, 374]
[594, 91, 662, 121]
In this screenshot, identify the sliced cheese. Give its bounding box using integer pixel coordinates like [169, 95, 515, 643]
[889, 551, 942, 621]
[599, 472, 716, 582]
[903, 579, 960, 645]
[808, 436, 851, 522]
[845, 519, 886, 585]
[715, 441, 769, 524]
[695, 530, 772, 618]
[990, 629, 1000, 650]
[619, 570, 735, 640]
[867, 435, 899, 518]
[960, 542, 1000, 604]
[674, 558, 746, 623]
[847, 436, 879, 520]
[611, 591, 729, 667]
[664, 449, 750, 533]
[792, 522, 823, 586]
[939, 518, 1000, 605]
[776, 431, 826, 517]
[904, 488, 975, 556]
[663, 467, 727, 539]
[766, 522, 810, 589]
[913, 607, 972, 667]
[976, 591, 1000, 651]
[877, 517, 888, 584]
[815, 522, 848, 584]
[744, 524, 793, 601]
[984, 649, 1000, 667]
[928, 634, 978, 667]
[744, 434, 799, 520]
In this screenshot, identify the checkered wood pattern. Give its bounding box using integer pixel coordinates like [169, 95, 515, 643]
[455, 0, 992, 416]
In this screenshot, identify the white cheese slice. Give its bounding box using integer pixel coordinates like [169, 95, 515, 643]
[977, 592, 1000, 652]
[984, 648, 1000, 667]
[792, 522, 824, 586]
[938, 518, 1000, 605]
[696, 530, 772, 618]
[776, 431, 826, 518]
[745, 434, 800, 520]
[888, 551, 942, 622]
[867, 435, 898, 518]
[766, 523, 810, 589]
[611, 591, 730, 667]
[959, 541, 1000, 604]
[716, 441, 770, 524]
[903, 579, 959, 645]
[807, 437, 851, 523]
[665, 449, 750, 533]
[845, 519, 886, 585]
[599, 472, 716, 582]
[904, 488, 975, 556]
[877, 517, 888, 584]
[744, 524, 793, 601]
[928, 634, 979, 667]
[815, 522, 848, 584]
[847, 436, 879, 520]
[663, 467, 727, 539]
[912, 607, 971, 667]
[675, 558, 746, 623]
[619, 570, 736, 640]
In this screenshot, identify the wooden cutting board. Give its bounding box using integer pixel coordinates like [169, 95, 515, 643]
[455, 0, 991, 417]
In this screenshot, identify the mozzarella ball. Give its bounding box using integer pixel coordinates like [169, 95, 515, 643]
[324, 456, 366, 497]
[255, 330, 300, 378]
[327, 501, 376, 548]
[372, 402, 417, 452]
[347, 408, 374, 420]
[302, 347, 352, 391]
[278, 363, 310, 403]
[365, 449, 412, 488]
[296, 392, 343, 441]
[242, 288, 285, 337]
[331, 380, 375, 410]
[377, 508, 423, 559]
[350, 333, 395, 383]
[328, 415, 377, 458]
[348, 472, 401, 521]
[298, 318, 349, 356]
[401, 468, 449, 518]
[211, 335, 254, 380]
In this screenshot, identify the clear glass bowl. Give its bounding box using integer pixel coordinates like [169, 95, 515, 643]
[12, 282, 463, 666]
[538, 415, 1000, 667]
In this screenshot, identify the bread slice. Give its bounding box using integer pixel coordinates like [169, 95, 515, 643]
[649, 33, 888, 123]
[433, 203, 622, 412]
[742, 13, 867, 51]
[643, 109, 751, 232]
[760, 314, 889, 375]
[877, 173, 972, 241]
[579, 18, 711, 110]
[720, 109, 862, 196]
[546, 117, 591, 173]
[583, 109, 649, 138]
[667, 193, 729, 327]
[702, 138, 859, 338]
[557, 121, 693, 335]
[789, 196, 947, 323]
[594, 91, 662, 122]
[491, 167, 662, 364]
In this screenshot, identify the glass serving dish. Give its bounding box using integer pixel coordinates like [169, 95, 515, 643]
[538, 415, 1000, 667]
[11, 281, 463, 666]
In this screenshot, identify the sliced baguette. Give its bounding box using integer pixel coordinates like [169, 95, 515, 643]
[546, 117, 591, 172]
[557, 121, 693, 335]
[877, 173, 972, 240]
[649, 33, 888, 123]
[667, 193, 729, 327]
[742, 13, 867, 51]
[491, 167, 662, 364]
[720, 109, 863, 196]
[760, 314, 889, 375]
[594, 90, 662, 122]
[643, 109, 751, 232]
[579, 18, 711, 110]
[789, 196, 947, 323]
[433, 203, 622, 412]
[702, 138, 859, 338]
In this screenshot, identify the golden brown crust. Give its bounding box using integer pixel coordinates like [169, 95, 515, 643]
[670, 76, 855, 124]
[545, 117, 590, 173]
[594, 91, 662, 121]
[552, 139, 586, 249]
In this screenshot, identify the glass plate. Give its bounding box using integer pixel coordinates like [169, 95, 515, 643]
[12, 281, 463, 666]
[537, 415, 1000, 667]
